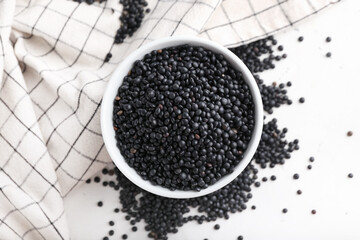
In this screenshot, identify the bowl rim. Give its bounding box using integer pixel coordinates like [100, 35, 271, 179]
[101, 36, 263, 199]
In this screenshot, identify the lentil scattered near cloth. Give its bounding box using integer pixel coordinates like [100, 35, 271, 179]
[73, 0, 149, 60]
[97, 36, 300, 240]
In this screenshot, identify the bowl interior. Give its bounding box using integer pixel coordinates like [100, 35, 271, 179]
[101, 36, 263, 199]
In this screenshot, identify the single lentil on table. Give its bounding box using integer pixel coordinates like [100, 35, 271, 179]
[92, 36, 305, 240]
[113, 44, 255, 191]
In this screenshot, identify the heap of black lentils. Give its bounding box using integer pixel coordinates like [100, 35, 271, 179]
[91, 36, 300, 240]
[113, 45, 255, 191]
[72, 0, 149, 61]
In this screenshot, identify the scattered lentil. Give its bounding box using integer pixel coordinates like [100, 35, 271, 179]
[270, 175, 276, 181]
[299, 97, 305, 103]
[251, 205, 256, 210]
[85, 178, 91, 184]
[326, 37, 332, 42]
[293, 174, 299, 180]
[348, 173, 354, 178]
[297, 190, 302, 195]
[97, 36, 300, 240]
[307, 165, 312, 170]
[132, 226, 138, 232]
[282, 208, 288, 213]
[326, 52, 332, 58]
[298, 36, 304, 42]
[347, 131, 353, 137]
[97, 201, 103, 207]
[73, 0, 149, 61]
[214, 224, 220, 230]
[238, 236, 244, 240]
[122, 234, 128, 239]
[94, 176, 100, 183]
[262, 177, 268, 182]
[311, 210, 316, 215]
[109, 221, 114, 226]
[309, 156, 315, 162]
[109, 230, 114, 236]
[104, 53, 112, 63]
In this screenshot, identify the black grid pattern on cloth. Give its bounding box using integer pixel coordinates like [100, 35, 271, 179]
[200, 0, 341, 47]
[0, 0, 340, 239]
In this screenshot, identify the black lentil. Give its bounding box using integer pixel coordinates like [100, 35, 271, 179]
[122, 234, 128, 239]
[102, 181, 108, 187]
[94, 176, 100, 183]
[348, 173, 353, 178]
[114, 208, 120, 213]
[297, 190, 302, 195]
[251, 205, 256, 210]
[326, 52, 332, 58]
[230, 37, 292, 114]
[114, 44, 255, 191]
[214, 224, 220, 230]
[298, 36, 304, 42]
[109, 221, 114, 226]
[282, 208, 288, 213]
[73, 0, 149, 61]
[85, 178, 91, 184]
[270, 175, 276, 181]
[311, 209, 316, 215]
[262, 177, 267, 182]
[103, 237, 109, 240]
[238, 236, 244, 240]
[326, 37, 332, 42]
[109, 230, 114, 236]
[347, 131, 353, 136]
[309, 157, 315, 162]
[293, 174, 299, 180]
[277, 45, 283, 51]
[97, 36, 300, 240]
[97, 201, 103, 207]
[104, 53, 112, 63]
[299, 97, 305, 103]
[132, 226, 138, 232]
[307, 165, 312, 170]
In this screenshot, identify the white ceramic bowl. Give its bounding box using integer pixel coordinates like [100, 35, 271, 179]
[101, 36, 263, 199]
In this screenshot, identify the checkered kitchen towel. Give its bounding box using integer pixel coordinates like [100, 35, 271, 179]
[0, 0, 340, 239]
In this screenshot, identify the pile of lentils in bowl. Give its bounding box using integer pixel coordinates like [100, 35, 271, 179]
[113, 44, 255, 191]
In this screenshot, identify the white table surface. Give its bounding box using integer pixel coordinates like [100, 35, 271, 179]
[65, 1, 360, 239]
